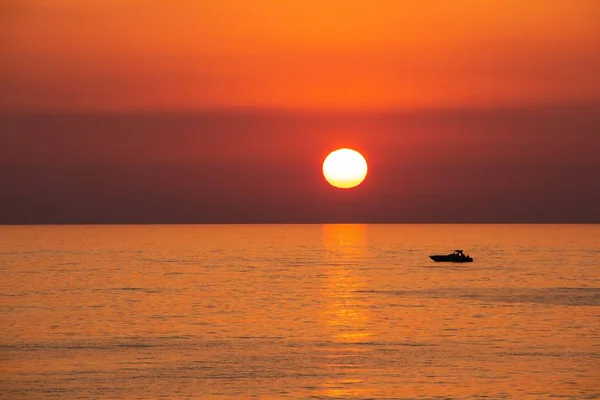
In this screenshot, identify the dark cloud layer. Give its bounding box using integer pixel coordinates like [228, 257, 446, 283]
[1, 106, 598, 223]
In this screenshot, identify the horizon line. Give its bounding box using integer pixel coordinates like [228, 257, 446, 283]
[1, 222, 599, 226]
[2, 101, 600, 117]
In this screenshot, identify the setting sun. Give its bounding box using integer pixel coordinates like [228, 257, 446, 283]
[323, 149, 368, 189]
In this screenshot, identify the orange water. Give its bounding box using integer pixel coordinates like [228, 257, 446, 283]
[1, 224, 599, 398]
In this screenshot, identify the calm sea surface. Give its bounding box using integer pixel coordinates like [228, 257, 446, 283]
[1, 224, 599, 399]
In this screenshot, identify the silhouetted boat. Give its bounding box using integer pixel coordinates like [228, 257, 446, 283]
[429, 249, 473, 263]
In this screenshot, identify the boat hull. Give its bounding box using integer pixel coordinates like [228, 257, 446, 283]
[430, 255, 473, 263]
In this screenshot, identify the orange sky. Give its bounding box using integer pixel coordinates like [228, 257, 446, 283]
[1, 0, 599, 111]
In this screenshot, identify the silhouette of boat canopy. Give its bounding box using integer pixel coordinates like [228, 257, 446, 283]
[429, 249, 473, 263]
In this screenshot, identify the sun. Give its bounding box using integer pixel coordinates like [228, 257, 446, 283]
[323, 148, 368, 189]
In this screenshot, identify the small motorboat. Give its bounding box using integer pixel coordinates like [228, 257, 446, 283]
[430, 249, 473, 263]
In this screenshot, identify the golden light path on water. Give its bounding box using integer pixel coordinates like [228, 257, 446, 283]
[321, 224, 372, 398]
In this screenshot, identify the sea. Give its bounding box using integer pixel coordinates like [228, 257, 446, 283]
[1, 224, 599, 399]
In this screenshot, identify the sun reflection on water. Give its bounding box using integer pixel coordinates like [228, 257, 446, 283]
[322, 224, 371, 343]
[319, 224, 373, 397]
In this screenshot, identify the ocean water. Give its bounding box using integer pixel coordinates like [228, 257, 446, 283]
[1, 224, 599, 399]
